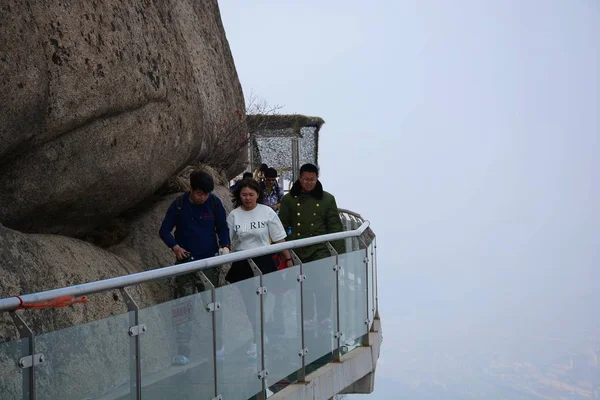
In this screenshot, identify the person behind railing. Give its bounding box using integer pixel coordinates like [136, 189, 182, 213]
[256, 163, 269, 183]
[230, 171, 253, 193]
[226, 178, 293, 360]
[260, 167, 284, 214]
[158, 170, 231, 365]
[279, 163, 344, 331]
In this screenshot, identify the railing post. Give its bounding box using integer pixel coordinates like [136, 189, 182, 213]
[9, 311, 38, 400]
[120, 288, 144, 400]
[289, 250, 306, 382]
[370, 237, 376, 326]
[373, 237, 379, 320]
[197, 271, 221, 400]
[358, 237, 371, 347]
[325, 242, 342, 362]
[248, 259, 267, 400]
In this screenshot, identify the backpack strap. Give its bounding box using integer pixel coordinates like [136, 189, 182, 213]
[210, 194, 221, 238]
[175, 193, 186, 228]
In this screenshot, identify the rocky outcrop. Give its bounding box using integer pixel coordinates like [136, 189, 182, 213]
[0, 2, 253, 396]
[0, 0, 246, 236]
[0, 185, 253, 399]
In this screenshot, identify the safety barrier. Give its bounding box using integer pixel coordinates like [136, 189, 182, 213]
[0, 211, 377, 400]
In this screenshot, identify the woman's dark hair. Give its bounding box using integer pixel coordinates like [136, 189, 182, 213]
[265, 167, 278, 178]
[299, 163, 319, 176]
[242, 172, 253, 179]
[190, 170, 214, 193]
[232, 178, 264, 208]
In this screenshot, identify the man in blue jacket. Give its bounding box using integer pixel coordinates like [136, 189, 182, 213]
[159, 169, 230, 364]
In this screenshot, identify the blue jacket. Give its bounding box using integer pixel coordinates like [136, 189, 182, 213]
[159, 193, 230, 260]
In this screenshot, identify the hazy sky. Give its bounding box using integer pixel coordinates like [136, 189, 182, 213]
[220, 1, 599, 398]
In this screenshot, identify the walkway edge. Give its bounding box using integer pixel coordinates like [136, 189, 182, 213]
[271, 317, 383, 400]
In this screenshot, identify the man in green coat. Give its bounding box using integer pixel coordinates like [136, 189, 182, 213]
[279, 163, 344, 329]
[279, 163, 345, 261]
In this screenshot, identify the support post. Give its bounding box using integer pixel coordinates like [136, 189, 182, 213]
[289, 250, 306, 382]
[9, 311, 36, 400]
[120, 288, 143, 400]
[358, 237, 371, 347]
[326, 242, 342, 362]
[197, 271, 220, 400]
[374, 237, 379, 320]
[248, 259, 267, 400]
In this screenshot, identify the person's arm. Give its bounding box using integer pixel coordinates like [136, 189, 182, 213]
[159, 201, 188, 259]
[215, 197, 230, 248]
[273, 185, 284, 211]
[326, 195, 345, 254]
[268, 208, 292, 265]
[274, 239, 293, 268]
[278, 195, 291, 239]
[226, 212, 235, 251]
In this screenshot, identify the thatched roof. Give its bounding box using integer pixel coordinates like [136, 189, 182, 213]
[247, 114, 325, 133]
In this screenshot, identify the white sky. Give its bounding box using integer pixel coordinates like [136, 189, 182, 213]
[219, 1, 599, 398]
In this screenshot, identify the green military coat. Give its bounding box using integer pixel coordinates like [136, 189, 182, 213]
[279, 180, 345, 262]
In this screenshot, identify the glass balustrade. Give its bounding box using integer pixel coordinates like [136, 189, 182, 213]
[0, 337, 29, 399]
[338, 249, 368, 350]
[0, 221, 377, 400]
[138, 290, 215, 399]
[262, 265, 302, 387]
[301, 255, 338, 366]
[35, 312, 132, 400]
[216, 275, 263, 400]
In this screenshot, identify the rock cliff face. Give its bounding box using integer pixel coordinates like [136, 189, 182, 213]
[0, 2, 251, 395]
[0, 0, 245, 236]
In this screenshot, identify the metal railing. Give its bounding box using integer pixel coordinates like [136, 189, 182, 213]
[0, 215, 378, 400]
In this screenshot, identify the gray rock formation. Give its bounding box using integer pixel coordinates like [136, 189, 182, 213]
[0, 0, 245, 236]
[0, 185, 253, 399]
[0, 2, 254, 396]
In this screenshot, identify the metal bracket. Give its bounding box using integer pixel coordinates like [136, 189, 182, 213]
[297, 348, 308, 357]
[212, 395, 223, 400]
[359, 237, 368, 250]
[364, 319, 371, 326]
[120, 288, 140, 312]
[325, 242, 338, 256]
[333, 264, 341, 272]
[364, 257, 369, 264]
[296, 274, 306, 282]
[256, 286, 267, 295]
[249, 259, 263, 277]
[205, 302, 221, 312]
[128, 324, 147, 337]
[197, 271, 215, 291]
[18, 353, 45, 369]
[289, 249, 303, 265]
[257, 369, 269, 380]
[9, 311, 33, 339]
[334, 331, 343, 339]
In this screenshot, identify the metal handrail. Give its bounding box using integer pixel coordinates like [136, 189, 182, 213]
[0, 221, 370, 312]
[338, 208, 364, 220]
